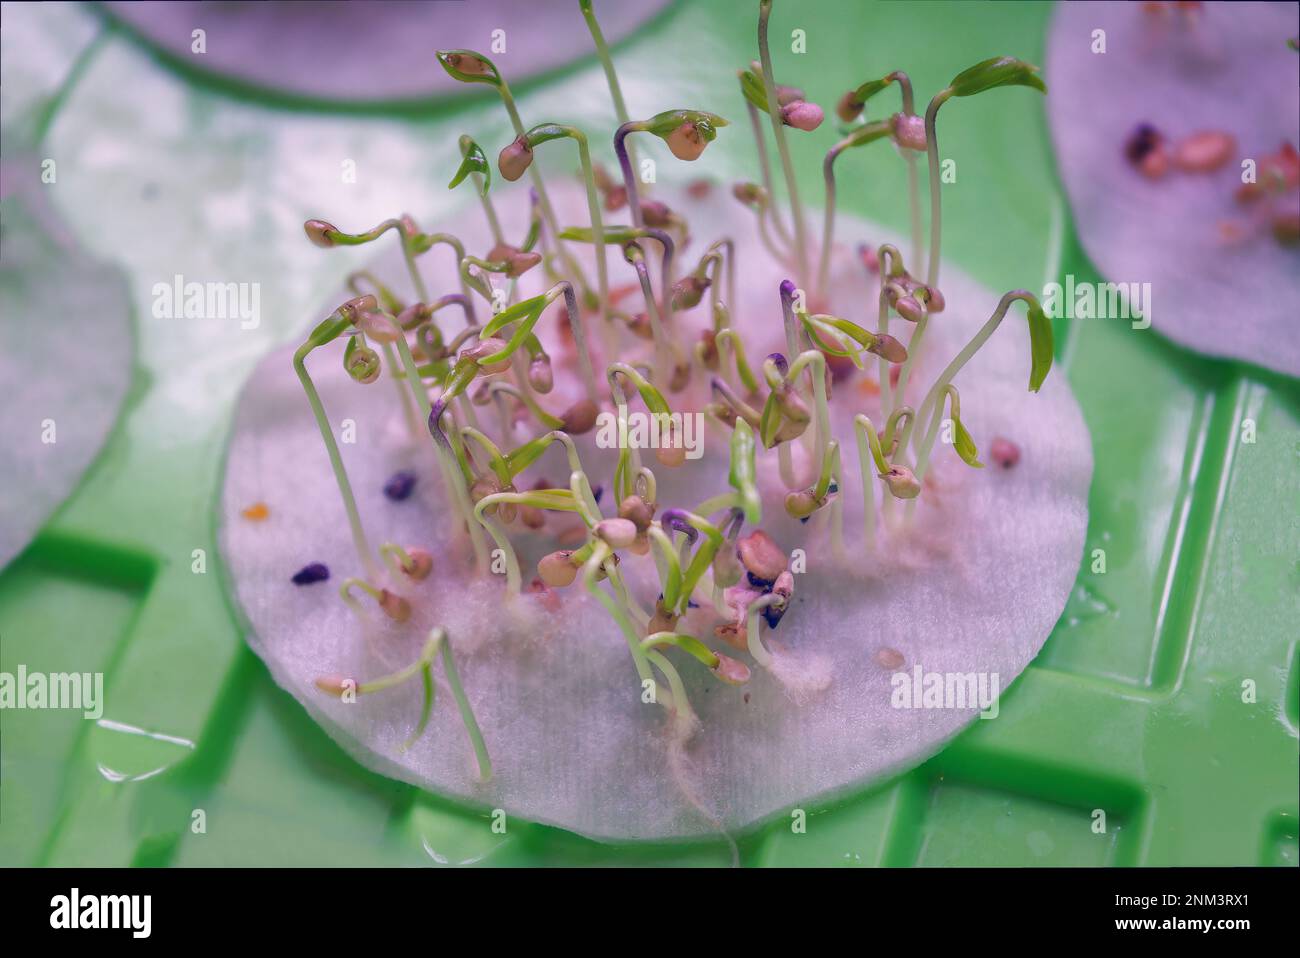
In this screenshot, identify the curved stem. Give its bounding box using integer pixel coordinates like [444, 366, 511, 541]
[423, 234, 472, 304]
[644, 649, 690, 721]
[571, 131, 612, 354]
[746, 100, 792, 246]
[853, 414, 882, 550]
[461, 426, 513, 486]
[758, 0, 808, 285]
[614, 121, 648, 230]
[472, 496, 523, 594]
[580, 0, 639, 176]
[744, 594, 783, 668]
[912, 290, 1037, 477]
[431, 629, 493, 781]
[891, 303, 929, 415]
[646, 525, 684, 611]
[380, 340, 420, 440]
[581, 542, 654, 688]
[818, 143, 844, 297]
[788, 350, 831, 478]
[627, 245, 673, 386]
[715, 329, 760, 395]
[393, 335, 489, 569]
[488, 381, 564, 430]
[924, 89, 952, 289]
[293, 343, 377, 580]
[496, 80, 593, 299]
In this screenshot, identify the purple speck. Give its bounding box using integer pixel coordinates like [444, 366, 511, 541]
[592, 484, 604, 504]
[1124, 123, 1161, 165]
[292, 562, 330, 585]
[384, 470, 417, 501]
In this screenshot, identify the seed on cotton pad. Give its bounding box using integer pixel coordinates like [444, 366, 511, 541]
[219, 180, 1092, 840]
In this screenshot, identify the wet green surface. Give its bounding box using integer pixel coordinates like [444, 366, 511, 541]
[0, 0, 1295, 866]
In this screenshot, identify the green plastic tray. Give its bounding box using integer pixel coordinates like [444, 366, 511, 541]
[1, 0, 1295, 867]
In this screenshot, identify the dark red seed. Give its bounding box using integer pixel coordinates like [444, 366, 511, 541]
[292, 562, 330, 585]
[383, 470, 417, 501]
[1124, 123, 1162, 165]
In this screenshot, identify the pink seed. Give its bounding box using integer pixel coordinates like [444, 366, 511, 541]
[874, 647, 905, 670]
[990, 436, 1021, 469]
[1172, 131, 1235, 173]
[1139, 149, 1169, 180]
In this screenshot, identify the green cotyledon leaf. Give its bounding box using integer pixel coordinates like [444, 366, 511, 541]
[948, 56, 1046, 98]
[1026, 300, 1054, 392]
[448, 137, 491, 196]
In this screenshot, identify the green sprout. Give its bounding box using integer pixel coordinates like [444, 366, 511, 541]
[909, 290, 1052, 489]
[499, 124, 611, 341]
[924, 56, 1046, 288]
[435, 48, 595, 305]
[756, 0, 809, 284]
[315, 627, 491, 779]
[614, 109, 727, 230]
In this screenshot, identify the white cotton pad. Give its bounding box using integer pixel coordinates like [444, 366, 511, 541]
[219, 182, 1092, 841]
[0, 160, 134, 571]
[102, 0, 672, 104]
[1046, 1, 1300, 378]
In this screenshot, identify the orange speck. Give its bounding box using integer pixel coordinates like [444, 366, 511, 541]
[242, 502, 270, 521]
[857, 377, 881, 397]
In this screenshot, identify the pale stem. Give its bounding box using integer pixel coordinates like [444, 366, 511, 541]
[629, 248, 673, 386]
[579, 0, 639, 175]
[716, 329, 760, 395]
[852, 414, 880, 551]
[614, 122, 647, 230]
[582, 543, 654, 689]
[392, 335, 489, 569]
[924, 89, 953, 289]
[380, 340, 420, 440]
[905, 150, 924, 279]
[744, 594, 782, 668]
[294, 343, 377, 580]
[644, 649, 692, 723]
[912, 290, 1037, 478]
[818, 143, 845, 297]
[877, 283, 893, 420]
[891, 303, 929, 421]
[756, 203, 794, 268]
[497, 82, 593, 297]
[566, 129, 613, 359]
[758, 0, 808, 285]
[746, 100, 792, 245]
[789, 350, 831, 479]
[473, 496, 522, 594]
[431, 630, 493, 781]
[475, 179, 504, 246]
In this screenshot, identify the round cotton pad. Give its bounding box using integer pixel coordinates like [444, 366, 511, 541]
[103, 0, 672, 104]
[1046, 1, 1300, 378]
[0, 160, 134, 571]
[220, 182, 1092, 840]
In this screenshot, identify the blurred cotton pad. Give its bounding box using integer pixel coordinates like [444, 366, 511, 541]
[219, 184, 1092, 840]
[1046, 1, 1300, 377]
[103, 0, 671, 104]
[0, 161, 134, 571]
